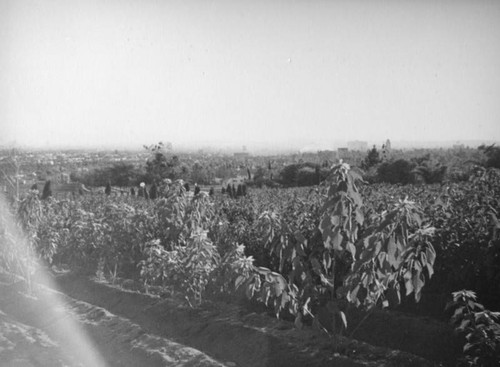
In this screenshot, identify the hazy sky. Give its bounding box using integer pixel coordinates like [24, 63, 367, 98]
[1, 0, 499, 149]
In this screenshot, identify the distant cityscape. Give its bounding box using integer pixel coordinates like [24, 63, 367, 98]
[1, 138, 498, 156]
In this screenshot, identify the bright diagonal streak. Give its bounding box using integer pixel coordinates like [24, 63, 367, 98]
[0, 194, 108, 367]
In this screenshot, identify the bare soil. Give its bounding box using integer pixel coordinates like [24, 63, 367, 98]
[0, 271, 460, 366]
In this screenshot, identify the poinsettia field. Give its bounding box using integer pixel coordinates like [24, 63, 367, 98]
[1, 163, 499, 366]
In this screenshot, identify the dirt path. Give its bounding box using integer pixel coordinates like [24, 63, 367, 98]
[0, 277, 227, 367]
[0, 272, 442, 367]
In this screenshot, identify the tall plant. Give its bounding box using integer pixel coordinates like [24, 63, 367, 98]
[238, 162, 436, 334]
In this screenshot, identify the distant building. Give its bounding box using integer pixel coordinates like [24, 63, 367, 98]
[347, 141, 368, 151]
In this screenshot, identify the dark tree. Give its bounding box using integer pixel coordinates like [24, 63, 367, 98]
[194, 185, 200, 195]
[30, 183, 38, 191]
[149, 183, 158, 199]
[236, 184, 243, 197]
[377, 159, 415, 184]
[105, 182, 112, 195]
[279, 164, 300, 186]
[130, 187, 135, 196]
[479, 144, 500, 169]
[41, 180, 52, 200]
[184, 182, 190, 192]
[209, 187, 215, 196]
[226, 183, 233, 198]
[363, 145, 381, 169]
[253, 167, 266, 182]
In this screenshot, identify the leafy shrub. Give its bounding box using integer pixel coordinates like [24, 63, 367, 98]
[362, 145, 381, 169]
[149, 183, 158, 199]
[413, 164, 447, 184]
[411, 154, 447, 184]
[41, 180, 52, 200]
[479, 144, 500, 169]
[144, 143, 182, 182]
[296, 166, 319, 186]
[377, 159, 415, 184]
[279, 163, 328, 187]
[105, 182, 112, 195]
[140, 229, 220, 306]
[446, 290, 500, 366]
[236, 163, 435, 335]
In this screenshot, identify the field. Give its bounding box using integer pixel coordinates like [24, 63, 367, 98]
[1, 159, 499, 366]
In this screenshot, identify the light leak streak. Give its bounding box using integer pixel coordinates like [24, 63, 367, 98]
[0, 194, 108, 367]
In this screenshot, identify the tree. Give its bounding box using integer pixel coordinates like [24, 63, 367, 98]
[138, 183, 145, 197]
[377, 159, 415, 184]
[253, 167, 266, 183]
[238, 162, 436, 336]
[144, 142, 181, 182]
[105, 182, 112, 195]
[479, 144, 500, 169]
[191, 162, 209, 185]
[41, 180, 52, 200]
[72, 163, 142, 187]
[411, 155, 447, 184]
[149, 183, 158, 199]
[108, 163, 141, 187]
[279, 164, 299, 186]
[363, 145, 381, 169]
[280, 163, 328, 187]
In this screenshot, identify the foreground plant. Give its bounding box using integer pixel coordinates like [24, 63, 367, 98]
[446, 290, 500, 366]
[237, 161, 436, 337]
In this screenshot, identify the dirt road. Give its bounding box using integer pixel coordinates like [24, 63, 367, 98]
[0, 277, 227, 367]
[0, 273, 440, 367]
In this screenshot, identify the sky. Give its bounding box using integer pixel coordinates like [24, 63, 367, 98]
[1, 0, 499, 150]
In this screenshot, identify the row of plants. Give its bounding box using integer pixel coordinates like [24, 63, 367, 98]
[0, 182, 250, 306]
[206, 165, 500, 364]
[1, 164, 499, 365]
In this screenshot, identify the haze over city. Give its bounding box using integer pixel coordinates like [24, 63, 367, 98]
[1, 0, 499, 151]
